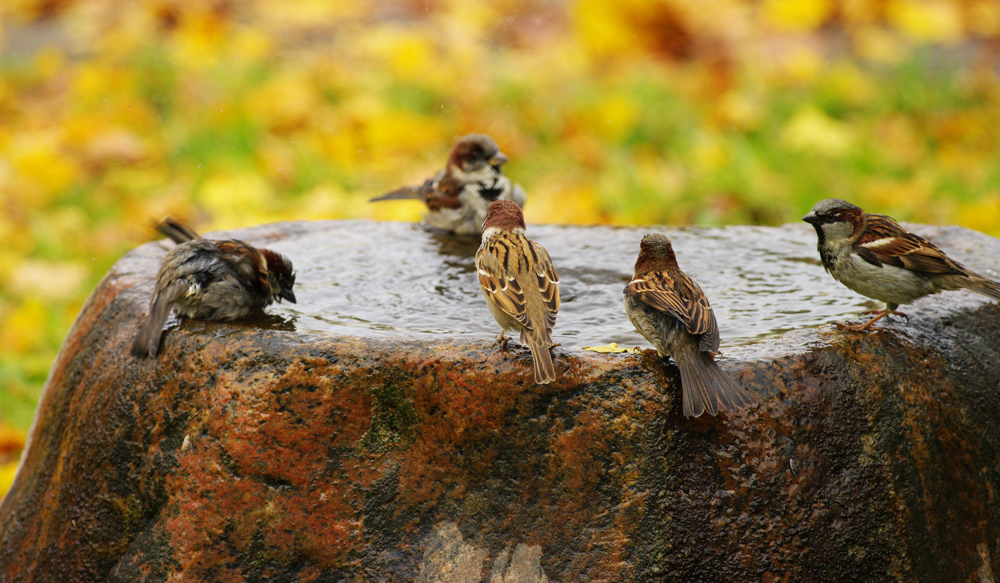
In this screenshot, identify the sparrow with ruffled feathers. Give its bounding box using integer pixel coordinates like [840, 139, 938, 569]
[370, 133, 527, 236]
[624, 234, 755, 418]
[475, 200, 559, 384]
[804, 198, 1000, 331]
[131, 217, 296, 358]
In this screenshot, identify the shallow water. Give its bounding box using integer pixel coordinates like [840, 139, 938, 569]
[263, 221, 870, 349]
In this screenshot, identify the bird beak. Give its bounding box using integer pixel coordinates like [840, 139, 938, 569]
[280, 289, 297, 303]
[489, 152, 509, 167]
[802, 211, 820, 225]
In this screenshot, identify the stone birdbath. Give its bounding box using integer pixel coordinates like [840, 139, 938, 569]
[1, 220, 999, 582]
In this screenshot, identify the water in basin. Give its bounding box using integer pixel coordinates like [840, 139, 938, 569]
[261, 220, 866, 349]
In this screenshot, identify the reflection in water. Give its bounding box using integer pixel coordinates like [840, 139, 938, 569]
[243, 311, 298, 332]
[263, 220, 863, 349]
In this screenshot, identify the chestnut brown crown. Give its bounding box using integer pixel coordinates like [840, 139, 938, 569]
[633, 233, 679, 276]
[449, 134, 508, 172]
[482, 200, 527, 232]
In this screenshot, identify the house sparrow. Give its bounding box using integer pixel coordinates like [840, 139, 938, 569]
[475, 200, 559, 384]
[803, 198, 1000, 331]
[370, 133, 527, 236]
[623, 234, 755, 418]
[130, 217, 297, 358]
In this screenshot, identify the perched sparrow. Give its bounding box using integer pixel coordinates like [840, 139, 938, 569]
[624, 234, 755, 418]
[475, 200, 559, 384]
[131, 217, 297, 358]
[803, 198, 1000, 331]
[370, 133, 527, 236]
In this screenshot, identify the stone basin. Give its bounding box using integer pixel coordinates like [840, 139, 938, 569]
[1, 219, 999, 582]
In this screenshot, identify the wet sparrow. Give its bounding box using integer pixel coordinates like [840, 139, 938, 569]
[475, 200, 559, 384]
[803, 198, 1000, 331]
[370, 133, 526, 236]
[131, 217, 296, 358]
[624, 234, 755, 418]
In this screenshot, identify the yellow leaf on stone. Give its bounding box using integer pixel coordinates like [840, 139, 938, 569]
[887, 0, 963, 45]
[582, 343, 641, 354]
[763, 0, 833, 32]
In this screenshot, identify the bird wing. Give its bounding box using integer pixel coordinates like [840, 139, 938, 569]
[626, 270, 720, 351]
[528, 240, 560, 329]
[424, 172, 465, 211]
[476, 237, 531, 330]
[856, 214, 967, 275]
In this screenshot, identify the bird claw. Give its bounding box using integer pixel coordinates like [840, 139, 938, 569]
[837, 307, 904, 332]
[496, 332, 510, 348]
[861, 308, 908, 322]
[836, 321, 883, 332]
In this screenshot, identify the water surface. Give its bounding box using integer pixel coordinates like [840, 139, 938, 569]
[263, 221, 868, 349]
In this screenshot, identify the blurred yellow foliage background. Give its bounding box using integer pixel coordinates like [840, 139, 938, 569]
[2, 0, 1000, 489]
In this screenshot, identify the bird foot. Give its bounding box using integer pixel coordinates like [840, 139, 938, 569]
[496, 332, 511, 348]
[837, 308, 904, 332]
[861, 308, 909, 322]
[836, 321, 883, 332]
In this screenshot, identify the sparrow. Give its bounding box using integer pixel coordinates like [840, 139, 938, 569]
[130, 217, 297, 358]
[803, 198, 1000, 331]
[623, 234, 755, 418]
[475, 200, 559, 384]
[370, 133, 527, 236]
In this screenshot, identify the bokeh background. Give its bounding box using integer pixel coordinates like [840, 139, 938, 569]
[2, 0, 1000, 494]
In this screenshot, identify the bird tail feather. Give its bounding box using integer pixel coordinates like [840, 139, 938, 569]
[675, 351, 755, 418]
[130, 283, 185, 358]
[369, 187, 423, 202]
[521, 329, 555, 384]
[155, 217, 199, 244]
[967, 275, 1000, 303]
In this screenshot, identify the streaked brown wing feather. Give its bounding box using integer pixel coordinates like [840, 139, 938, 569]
[628, 270, 720, 348]
[476, 241, 531, 329]
[216, 240, 269, 295]
[425, 172, 464, 211]
[530, 242, 560, 326]
[858, 214, 966, 275]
